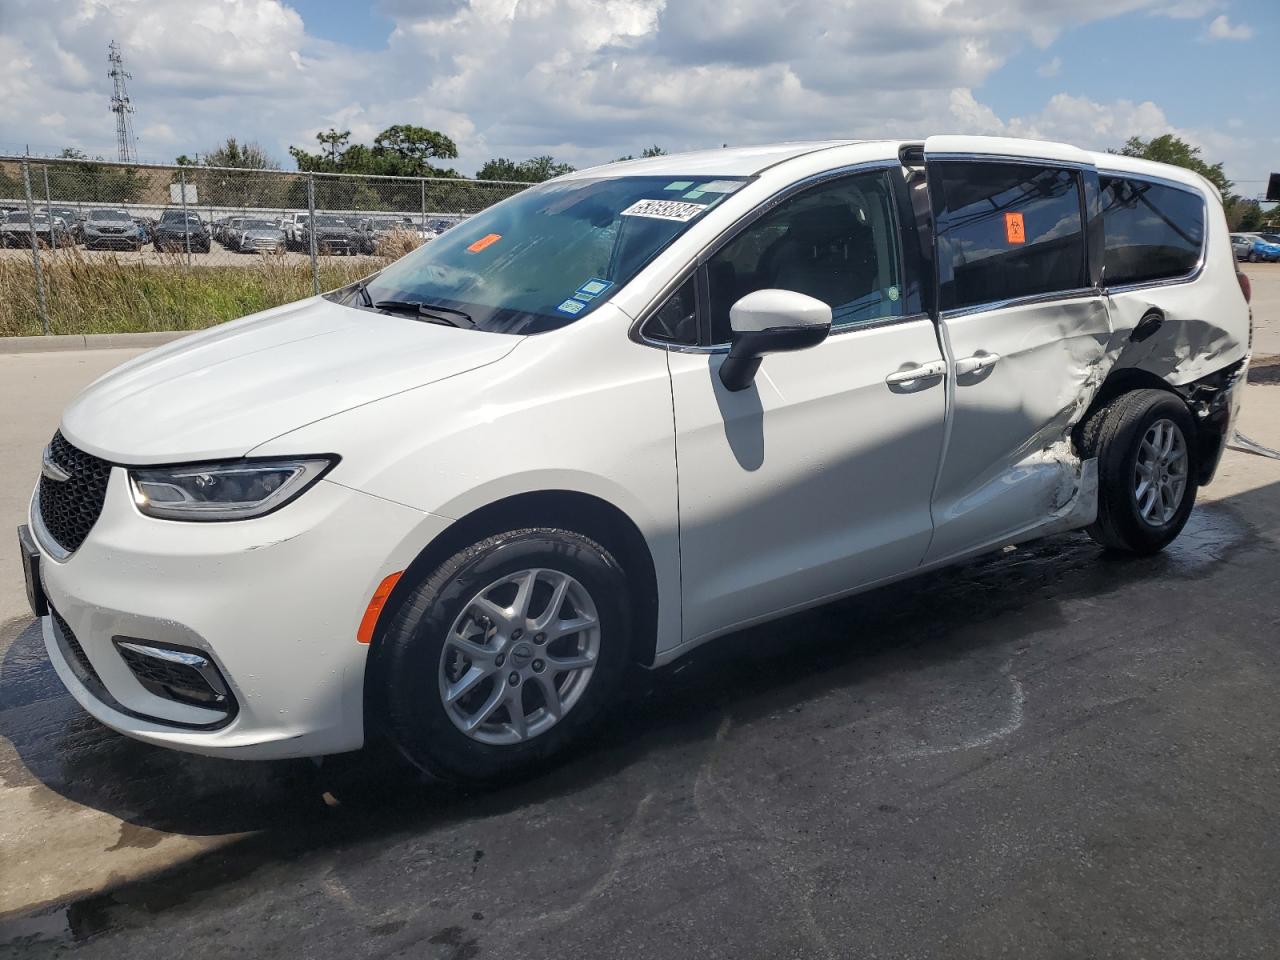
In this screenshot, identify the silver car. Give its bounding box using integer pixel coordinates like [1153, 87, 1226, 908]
[233, 218, 286, 254]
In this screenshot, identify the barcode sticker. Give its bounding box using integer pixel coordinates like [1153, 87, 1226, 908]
[621, 199, 705, 222]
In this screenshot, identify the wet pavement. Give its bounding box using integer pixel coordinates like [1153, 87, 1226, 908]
[1, 310, 1279, 956]
[3, 444, 1280, 956]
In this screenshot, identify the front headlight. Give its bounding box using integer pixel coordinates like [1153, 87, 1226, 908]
[129, 457, 336, 521]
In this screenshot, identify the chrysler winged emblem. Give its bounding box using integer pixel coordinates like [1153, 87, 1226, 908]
[41, 446, 71, 483]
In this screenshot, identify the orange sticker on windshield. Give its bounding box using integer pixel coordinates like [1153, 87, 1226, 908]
[466, 233, 501, 253]
[1004, 212, 1026, 245]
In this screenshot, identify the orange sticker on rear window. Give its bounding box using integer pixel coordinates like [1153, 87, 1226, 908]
[1004, 212, 1026, 245]
[466, 233, 501, 253]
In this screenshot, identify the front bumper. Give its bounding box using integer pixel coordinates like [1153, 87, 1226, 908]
[32, 469, 449, 759]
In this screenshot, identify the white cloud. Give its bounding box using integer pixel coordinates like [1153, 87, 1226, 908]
[0, 0, 1266, 187]
[1206, 15, 1253, 40]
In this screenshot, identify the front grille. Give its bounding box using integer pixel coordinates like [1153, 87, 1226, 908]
[51, 606, 104, 689]
[37, 431, 111, 554]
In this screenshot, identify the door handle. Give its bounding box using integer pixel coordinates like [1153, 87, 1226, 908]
[954, 353, 1001, 376]
[885, 360, 947, 386]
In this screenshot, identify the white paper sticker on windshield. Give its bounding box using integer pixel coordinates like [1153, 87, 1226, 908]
[621, 199, 705, 222]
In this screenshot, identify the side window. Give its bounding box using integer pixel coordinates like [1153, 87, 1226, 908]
[707, 171, 905, 344]
[1100, 177, 1205, 286]
[643, 278, 698, 346]
[932, 161, 1085, 311]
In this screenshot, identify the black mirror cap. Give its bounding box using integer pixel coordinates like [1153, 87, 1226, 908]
[719, 323, 830, 392]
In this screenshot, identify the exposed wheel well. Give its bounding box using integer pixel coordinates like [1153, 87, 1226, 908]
[1073, 364, 1237, 486]
[365, 490, 661, 708]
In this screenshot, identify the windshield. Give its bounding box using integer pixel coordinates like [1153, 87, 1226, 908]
[90, 210, 131, 221]
[6, 213, 42, 225]
[368, 219, 403, 230]
[242, 220, 278, 230]
[315, 216, 348, 227]
[361, 174, 746, 334]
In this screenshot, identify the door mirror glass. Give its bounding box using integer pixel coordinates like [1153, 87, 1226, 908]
[720, 289, 832, 391]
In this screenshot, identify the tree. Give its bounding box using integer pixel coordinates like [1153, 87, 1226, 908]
[290, 125, 460, 178]
[315, 128, 350, 164]
[44, 148, 147, 204]
[201, 137, 280, 170]
[1225, 196, 1264, 231]
[614, 144, 668, 162]
[476, 155, 575, 182]
[1115, 134, 1231, 197]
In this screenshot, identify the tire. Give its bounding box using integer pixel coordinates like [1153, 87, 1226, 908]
[1249, 251, 1260, 263]
[374, 527, 632, 784]
[1079, 389, 1197, 554]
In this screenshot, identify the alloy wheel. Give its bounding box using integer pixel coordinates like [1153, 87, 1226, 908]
[438, 568, 601, 745]
[1134, 418, 1188, 526]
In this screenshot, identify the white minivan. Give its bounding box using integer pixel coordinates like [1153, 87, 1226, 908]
[20, 137, 1250, 782]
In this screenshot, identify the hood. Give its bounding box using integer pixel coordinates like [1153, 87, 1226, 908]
[61, 297, 524, 464]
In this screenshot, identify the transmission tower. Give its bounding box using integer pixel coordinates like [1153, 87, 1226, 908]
[108, 41, 138, 162]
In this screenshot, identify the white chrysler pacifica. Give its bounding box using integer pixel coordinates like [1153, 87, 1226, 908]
[20, 137, 1250, 782]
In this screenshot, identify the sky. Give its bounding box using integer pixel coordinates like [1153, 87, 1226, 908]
[0, 0, 1274, 196]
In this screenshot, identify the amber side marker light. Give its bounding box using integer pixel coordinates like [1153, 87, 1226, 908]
[357, 572, 404, 644]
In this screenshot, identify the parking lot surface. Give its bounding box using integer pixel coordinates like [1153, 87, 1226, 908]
[1, 267, 1279, 957]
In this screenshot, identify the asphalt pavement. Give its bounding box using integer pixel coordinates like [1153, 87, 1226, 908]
[1, 266, 1279, 958]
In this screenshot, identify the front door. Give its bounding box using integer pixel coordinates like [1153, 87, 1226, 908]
[920, 136, 1110, 563]
[667, 167, 948, 644]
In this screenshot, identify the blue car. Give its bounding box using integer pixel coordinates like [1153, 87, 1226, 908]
[1232, 233, 1280, 262]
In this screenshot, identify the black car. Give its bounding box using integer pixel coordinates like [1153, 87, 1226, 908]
[299, 214, 360, 255]
[152, 210, 211, 253]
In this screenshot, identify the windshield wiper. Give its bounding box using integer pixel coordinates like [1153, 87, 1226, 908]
[372, 299, 475, 328]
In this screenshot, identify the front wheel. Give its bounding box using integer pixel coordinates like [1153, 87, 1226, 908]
[1079, 389, 1197, 554]
[374, 527, 632, 784]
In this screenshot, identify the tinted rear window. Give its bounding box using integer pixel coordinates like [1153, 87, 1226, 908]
[1100, 177, 1204, 286]
[932, 161, 1085, 311]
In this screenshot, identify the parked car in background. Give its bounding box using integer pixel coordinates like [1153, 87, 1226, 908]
[84, 209, 145, 251]
[233, 218, 286, 254]
[283, 213, 311, 251]
[39, 206, 86, 243]
[1257, 232, 1280, 248]
[299, 214, 360, 255]
[20, 137, 1250, 784]
[1231, 233, 1280, 263]
[356, 216, 415, 253]
[0, 211, 62, 247]
[152, 210, 211, 253]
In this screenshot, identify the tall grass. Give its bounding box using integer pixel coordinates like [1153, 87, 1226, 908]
[0, 245, 403, 338]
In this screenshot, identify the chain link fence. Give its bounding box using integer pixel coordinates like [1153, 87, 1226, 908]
[0, 155, 530, 337]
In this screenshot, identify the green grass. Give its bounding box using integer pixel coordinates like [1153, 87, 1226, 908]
[0, 251, 377, 337]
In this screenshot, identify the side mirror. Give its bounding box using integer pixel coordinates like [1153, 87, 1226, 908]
[719, 289, 832, 391]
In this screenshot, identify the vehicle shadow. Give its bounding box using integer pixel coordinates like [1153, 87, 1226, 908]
[0, 487, 1267, 933]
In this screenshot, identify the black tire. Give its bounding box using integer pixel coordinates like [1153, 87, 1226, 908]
[374, 527, 632, 784]
[1079, 388, 1198, 554]
[1249, 250, 1260, 263]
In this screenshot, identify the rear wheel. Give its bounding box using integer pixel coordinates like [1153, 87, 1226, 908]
[1079, 389, 1197, 554]
[375, 527, 632, 784]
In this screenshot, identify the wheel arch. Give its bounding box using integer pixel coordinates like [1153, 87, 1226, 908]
[1073, 359, 1244, 486]
[363, 489, 662, 722]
